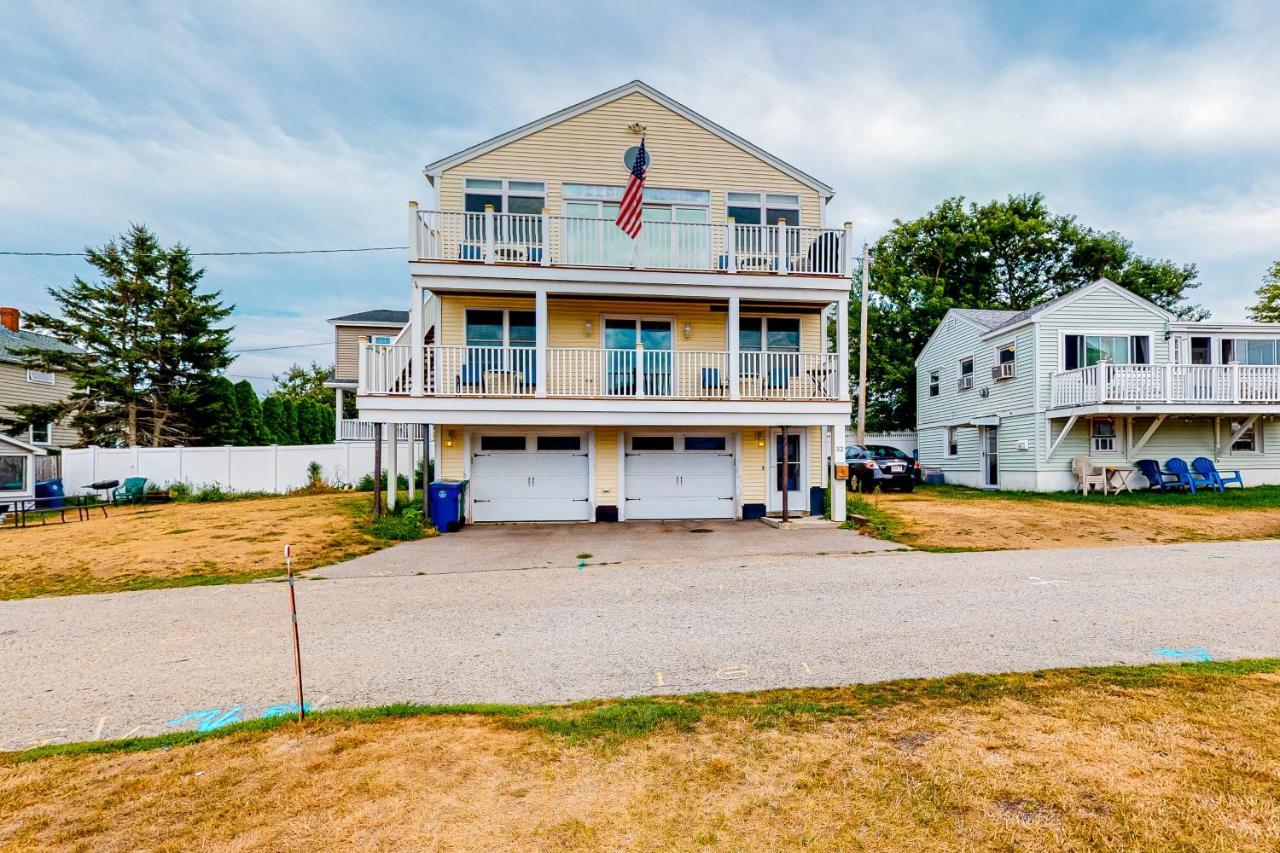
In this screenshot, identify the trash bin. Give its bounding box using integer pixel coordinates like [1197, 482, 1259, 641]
[35, 478, 65, 509]
[427, 480, 469, 533]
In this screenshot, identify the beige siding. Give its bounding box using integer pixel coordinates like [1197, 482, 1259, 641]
[438, 91, 822, 228]
[437, 425, 464, 480]
[741, 427, 768, 503]
[334, 325, 403, 382]
[595, 426, 617, 506]
[0, 362, 76, 448]
[438, 295, 824, 353]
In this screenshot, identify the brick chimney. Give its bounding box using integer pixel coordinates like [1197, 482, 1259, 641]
[0, 307, 17, 333]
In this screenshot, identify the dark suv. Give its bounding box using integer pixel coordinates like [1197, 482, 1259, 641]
[846, 444, 920, 492]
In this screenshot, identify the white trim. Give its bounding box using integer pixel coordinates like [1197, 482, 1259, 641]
[0, 433, 45, 454]
[424, 80, 834, 196]
[25, 368, 54, 386]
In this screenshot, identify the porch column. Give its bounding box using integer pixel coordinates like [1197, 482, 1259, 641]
[407, 427, 415, 504]
[534, 287, 548, 397]
[830, 422, 847, 522]
[410, 285, 425, 396]
[728, 296, 741, 400]
[386, 422, 398, 512]
[334, 388, 344, 440]
[372, 422, 383, 518]
[836, 295, 850, 400]
[421, 424, 431, 520]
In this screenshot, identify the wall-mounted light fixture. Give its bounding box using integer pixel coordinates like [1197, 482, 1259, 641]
[756, 430, 766, 448]
[682, 321, 692, 339]
[584, 319, 593, 337]
[445, 430, 456, 448]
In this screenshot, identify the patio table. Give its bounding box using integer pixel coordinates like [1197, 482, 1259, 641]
[1105, 464, 1137, 493]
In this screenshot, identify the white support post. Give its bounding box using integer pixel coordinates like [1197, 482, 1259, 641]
[334, 388, 344, 439]
[540, 208, 551, 266]
[1231, 361, 1241, 404]
[776, 219, 789, 275]
[634, 343, 645, 398]
[534, 288, 548, 398]
[843, 222, 854, 277]
[1131, 414, 1167, 455]
[725, 217, 737, 273]
[410, 286, 424, 397]
[837, 293, 850, 402]
[483, 205, 495, 264]
[1045, 414, 1078, 459]
[728, 296, 741, 400]
[386, 423, 398, 511]
[407, 200, 420, 260]
[431, 290, 443, 396]
[831, 423, 847, 522]
[1164, 362, 1174, 403]
[407, 430, 415, 504]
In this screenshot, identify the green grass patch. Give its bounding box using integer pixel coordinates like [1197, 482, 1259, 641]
[920, 482, 1280, 509]
[8, 658, 1278, 764]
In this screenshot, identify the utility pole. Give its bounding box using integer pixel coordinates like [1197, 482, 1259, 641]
[856, 243, 870, 447]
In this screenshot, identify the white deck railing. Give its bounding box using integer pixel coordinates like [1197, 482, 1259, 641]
[338, 420, 423, 441]
[1050, 363, 1280, 407]
[412, 209, 850, 276]
[359, 343, 841, 401]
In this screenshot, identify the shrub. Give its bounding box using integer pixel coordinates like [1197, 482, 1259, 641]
[369, 504, 432, 541]
[357, 470, 410, 492]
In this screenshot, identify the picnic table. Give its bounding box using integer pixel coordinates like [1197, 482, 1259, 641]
[1104, 464, 1137, 493]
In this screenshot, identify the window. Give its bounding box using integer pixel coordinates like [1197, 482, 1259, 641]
[26, 369, 54, 385]
[463, 178, 545, 216]
[536, 436, 581, 451]
[0, 456, 24, 492]
[1223, 338, 1280, 365]
[464, 309, 535, 349]
[371, 334, 393, 345]
[945, 426, 958, 457]
[632, 436, 675, 451]
[684, 436, 727, 451]
[928, 370, 940, 397]
[1091, 418, 1117, 453]
[998, 344, 1015, 364]
[726, 191, 801, 227]
[480, 435, 526, 451]
[739, 317, 800, 352]
[1230, 420, 1259, 453]
[1064, 335, 1151, 370]
[30, 423, 51, 444]
[958, 358, 974, 391]
[562, 185, 709, 266]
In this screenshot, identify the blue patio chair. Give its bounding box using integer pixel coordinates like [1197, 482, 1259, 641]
[701, 367, 724, 393]
[458, 244, 484, 261]
[1136, 459, 1182, 492]
[1165, 457, 1214, 494]
[765, 367, 791, 390]
[526, 246, 543, 264]
[457, 362, 485, 392]
[1193, 456, 1243, 490]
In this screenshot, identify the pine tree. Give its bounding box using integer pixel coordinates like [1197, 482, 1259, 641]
[199, 377, 242, 446]
[261, 395, 287, 444]
[233, 381, 271, 445]
[318, 403, 336, 443]
[4, 225, 233, 446]
[1248, 261, 1280, 323]
[279, 398, 300, 444]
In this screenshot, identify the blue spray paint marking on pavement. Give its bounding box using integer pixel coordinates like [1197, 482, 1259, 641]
[1153, 647, 1213, 662]
[168, 706, 243, 732]
[260, 702, 313, 719]
[577, 560, 586, 571]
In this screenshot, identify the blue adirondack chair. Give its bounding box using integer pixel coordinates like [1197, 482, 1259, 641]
[1193, 456, 1244, 490]
[701, 367, 724, 394]
[1165, 457, 1214, 494]
[1136, 459, 1182, 492]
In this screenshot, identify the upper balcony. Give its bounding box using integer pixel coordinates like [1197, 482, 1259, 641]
[1050, 363, 1280, 410]
[410, 208, 851, 278]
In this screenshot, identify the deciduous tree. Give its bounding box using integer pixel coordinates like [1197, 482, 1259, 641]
[1248, 261, 1280, 323]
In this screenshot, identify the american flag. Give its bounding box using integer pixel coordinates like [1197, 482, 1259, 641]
[615, 138, 648, 238]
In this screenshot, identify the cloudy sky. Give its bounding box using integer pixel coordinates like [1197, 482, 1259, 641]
[2, 1, 1277, 390]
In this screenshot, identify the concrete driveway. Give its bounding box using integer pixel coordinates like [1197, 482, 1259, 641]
[2, 536, 1279, 750]
[321, 519, 902, 580]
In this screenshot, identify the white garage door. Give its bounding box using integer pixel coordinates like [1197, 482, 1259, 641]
[471, 434, 590, 522]
[624, 435, 735, 520]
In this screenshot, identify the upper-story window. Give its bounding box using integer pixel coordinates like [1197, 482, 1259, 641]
[371, 334, 394, 345]
[26, 369, 54, 385]
[739, 317, 800, 352]
[958, 357, 974, 391]
[563, 184, 709, 220]
[463, 178, 545, 216]
[993, 343, 1016, 380]
[928, 370, 940, 397]
[726, 192, 800, 227]
[1064, 334, 1150, 369]
[1221, 338, 1279, 365]
[30, 423, 51, 444]
[465, 309, 535, 349]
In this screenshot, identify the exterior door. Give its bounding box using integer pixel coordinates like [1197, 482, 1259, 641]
[981, 426, 999, 488]
[603, 318, 673, 396]
[767, 428, 806, 512]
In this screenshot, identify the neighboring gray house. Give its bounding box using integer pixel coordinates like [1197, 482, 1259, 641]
[915, 279, 1280, 491]
[0, 307, 80, 450]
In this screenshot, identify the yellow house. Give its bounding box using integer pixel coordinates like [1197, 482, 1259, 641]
[358, 80, 852, 523]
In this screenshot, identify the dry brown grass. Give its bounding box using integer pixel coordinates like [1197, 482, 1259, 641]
[2, 667, 1278, 851]
[0, 493, 388, 599]
[872, 489, 1280, 550]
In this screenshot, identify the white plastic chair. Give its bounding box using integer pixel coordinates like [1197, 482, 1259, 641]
[1071, 456, 1108, 495]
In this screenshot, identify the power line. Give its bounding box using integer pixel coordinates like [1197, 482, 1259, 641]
[0, 246, 409, 257]
[231, 342, 330, 353]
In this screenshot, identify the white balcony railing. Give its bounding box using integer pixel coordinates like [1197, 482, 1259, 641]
[338, 420, 423, 441]
[411, 209, 850, 276]
[359, 343, 842, 401]
[1049, 363, 1280, 408]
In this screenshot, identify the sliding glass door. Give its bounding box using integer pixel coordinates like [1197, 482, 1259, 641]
[603, 318, 673, 396]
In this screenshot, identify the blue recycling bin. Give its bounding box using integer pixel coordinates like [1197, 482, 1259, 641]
[35, 478, 65, 509]
[428, 480, 469, 533]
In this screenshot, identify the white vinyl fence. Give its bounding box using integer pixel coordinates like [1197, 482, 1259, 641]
[62, 441, 419, 496]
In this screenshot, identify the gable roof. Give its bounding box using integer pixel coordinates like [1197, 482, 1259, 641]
[951, 308, 1019, 331]
[915, 307, 995, 364]
[327, 310, 409, 327]
[0, 326, 81, 366]
[424, 80, 834, 197]
[977, 278, 1174, 338]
